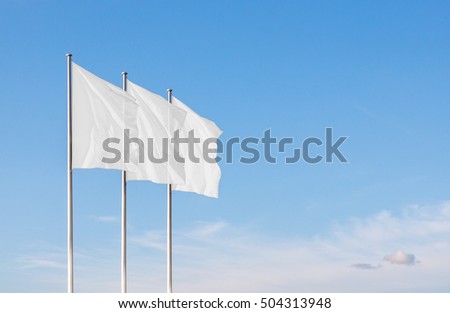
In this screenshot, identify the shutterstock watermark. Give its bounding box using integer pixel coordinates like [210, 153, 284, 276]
[102, 127, 348, 165]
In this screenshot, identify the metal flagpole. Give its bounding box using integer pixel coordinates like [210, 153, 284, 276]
[66, 53, 74, 293]
[121, 72, 128, 293]
[167, 88, 173, 293]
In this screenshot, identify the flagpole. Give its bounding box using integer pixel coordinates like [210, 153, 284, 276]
[121, 72, 128, 293]
[66, 53, 74, 293]
[167, 88, 173, 293]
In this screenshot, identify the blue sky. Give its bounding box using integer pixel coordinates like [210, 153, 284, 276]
[1, 0, 450, 292]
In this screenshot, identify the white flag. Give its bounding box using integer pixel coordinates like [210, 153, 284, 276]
[72, 63, 139, 171]
[171, 96, 222, 198]
[125, 81, 187, 185]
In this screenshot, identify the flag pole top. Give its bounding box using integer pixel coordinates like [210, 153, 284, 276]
[122, 72, 128, 76]
[66, 53, 72, 57]
[167, 88, 172, 92]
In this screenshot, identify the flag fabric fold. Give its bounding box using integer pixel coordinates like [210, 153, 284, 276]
[125, 81, 187, 185]
[171, 96, 222, 198]
[72, 63, 139, 171]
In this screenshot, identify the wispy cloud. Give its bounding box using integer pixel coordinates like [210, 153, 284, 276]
[130, 230, 166, 251]
[94, 215, 117, 223]
[12, 202, 450, 292]
[20, 257, 66, 270]
[353, 104, 411, 134]
[187, 221, 228, 238]
[17, 247, 66, 271]
[164, 202, 450, 292]
[351, 263, 382, 270]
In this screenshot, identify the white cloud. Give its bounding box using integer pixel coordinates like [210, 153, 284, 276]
[384, 250, 417, 265]
[163, 202, 450, 292]
[12, 202, 450, 292]
[351, 263, 382, 270]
